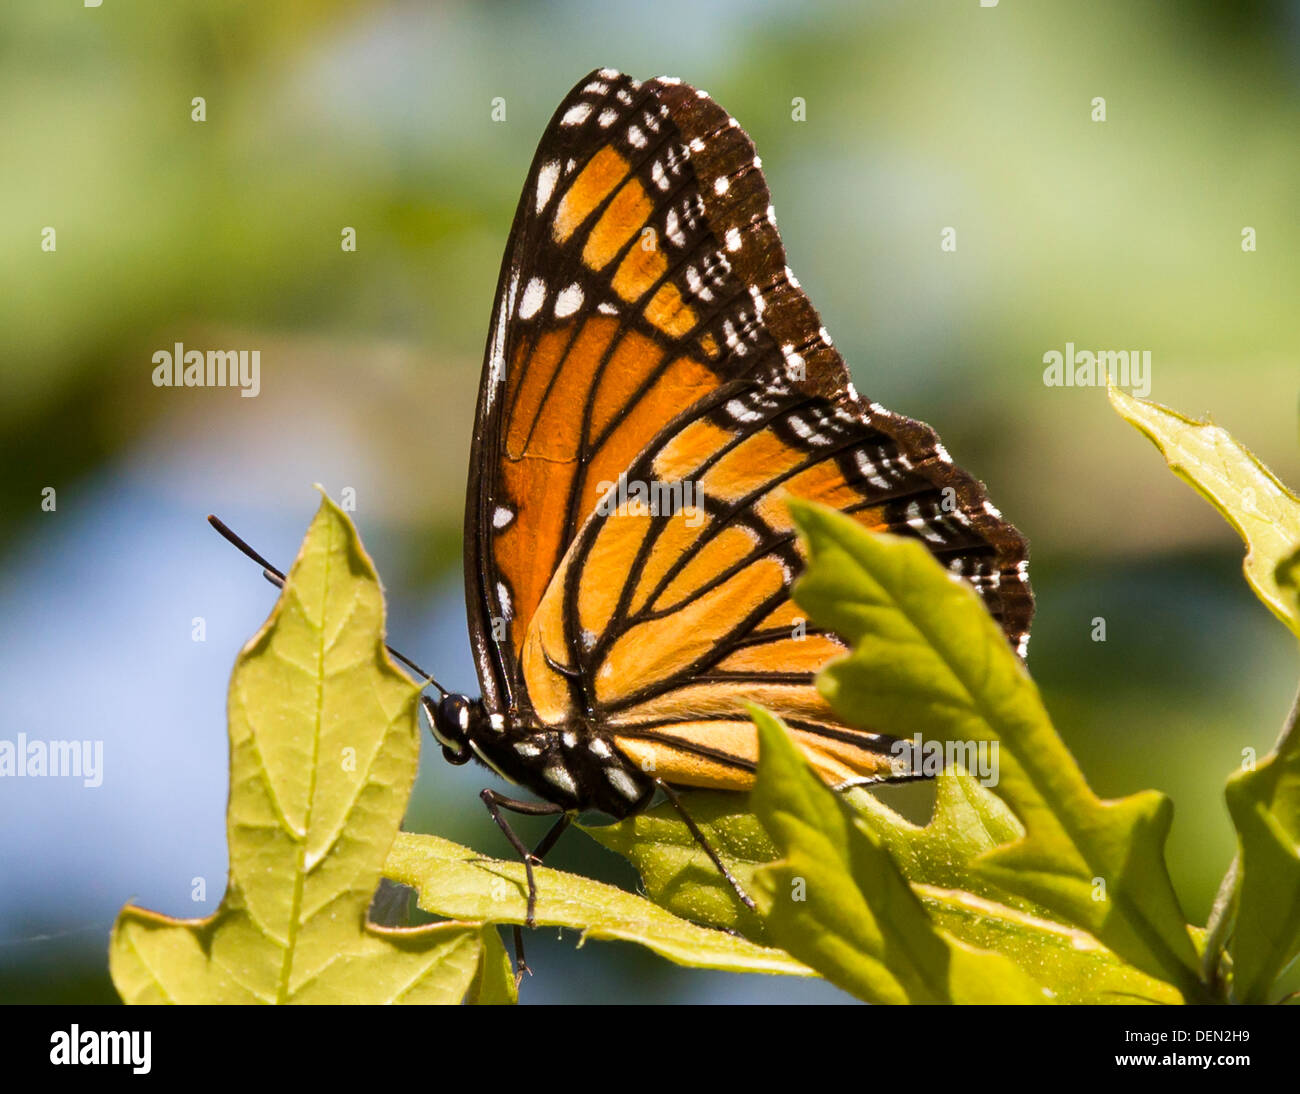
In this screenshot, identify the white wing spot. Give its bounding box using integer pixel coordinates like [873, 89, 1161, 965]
[606, 768, 642, 800]
[725, 227, 742, 252]
[907, 501, 947, 544]
[544, 766, 578, 795]
[519, 277, 546, 319]
[492, 506, 514, 530]
[561, 103, 591, 127]
[535, 161, 560, 214]
[726, 398, 764, 423]
[666, 209, 685, 247]
[554, 282, 584, 318]
[854, 449, 890, 489]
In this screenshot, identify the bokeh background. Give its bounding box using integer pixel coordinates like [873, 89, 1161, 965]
[3, 0, 1299, 1004]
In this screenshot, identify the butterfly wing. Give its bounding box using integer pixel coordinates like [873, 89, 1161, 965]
[467, 70, 1032, 790]
[467, 69, 775, 717]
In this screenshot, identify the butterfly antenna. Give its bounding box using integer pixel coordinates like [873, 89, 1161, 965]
[207, 514, 286, 588]
[206, 514, 448, 697]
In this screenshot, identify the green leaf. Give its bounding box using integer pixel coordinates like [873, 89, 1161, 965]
[467, 925, 519, 1005]
[748, 706, 1048, 1004]
[787, 498, 1205, 1001]
[847, 768, 1029, 907]
[1109, 385, 1300, 637]
[110, 493, 502, 1004]
[581, 795, 772, 940]
[589, 770, 1176, 1002]
[855, 771, 1187, 1002]
[584, 772, 1025, 930]
[914, 886, 1183, 1004]
[1225, 743, 1300, 1002]
[1109, 391, 1300, 1000]
[383, 832, 812, 978]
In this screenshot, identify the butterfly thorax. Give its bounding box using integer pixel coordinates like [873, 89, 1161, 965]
[422, 692, 655, 819]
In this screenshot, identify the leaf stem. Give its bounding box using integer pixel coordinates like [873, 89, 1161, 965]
[1201, 854, 1238, 998]
[1268, 679, 1300, 758]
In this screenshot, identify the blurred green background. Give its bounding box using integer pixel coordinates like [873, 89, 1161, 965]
[3, 0, 1299, 1004]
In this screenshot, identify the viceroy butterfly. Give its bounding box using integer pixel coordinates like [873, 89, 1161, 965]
[214, 68, 1032, 978]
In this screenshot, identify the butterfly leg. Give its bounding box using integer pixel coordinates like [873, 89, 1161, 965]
[479, 789, 570, 980]
[655, 779, 757, 912]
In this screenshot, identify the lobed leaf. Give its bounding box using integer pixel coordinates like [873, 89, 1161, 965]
[1110, 390, 1300, 1002]
[110, 493, 508, 1004]
[787, 498, 1204, 1000]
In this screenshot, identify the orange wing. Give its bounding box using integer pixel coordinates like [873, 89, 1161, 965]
[518, 372, 1027, 790]
[465, 70, 1032, 782]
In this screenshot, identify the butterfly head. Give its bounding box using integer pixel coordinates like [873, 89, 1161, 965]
[420, 692, 484, 766]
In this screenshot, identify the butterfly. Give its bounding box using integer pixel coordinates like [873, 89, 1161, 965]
[417, 68, 1032, 965]
[213, 67, 1032, 978]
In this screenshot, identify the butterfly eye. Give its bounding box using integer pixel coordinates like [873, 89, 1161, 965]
[421, 694, 473, 763]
